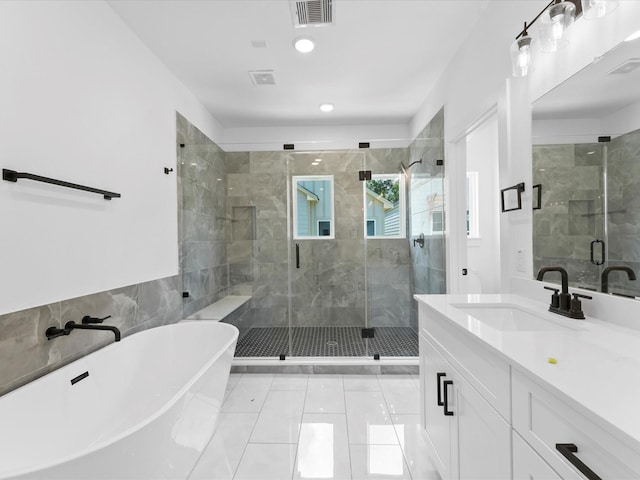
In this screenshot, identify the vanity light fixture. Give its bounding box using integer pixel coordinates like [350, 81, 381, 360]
[293, 36, 315, 53]
[511, 23, 533, 77]
[538, 0, 576, 52]
[511, 0, 583, 77]
[319, 103, 334, 112]
[581, 0, 618, 20]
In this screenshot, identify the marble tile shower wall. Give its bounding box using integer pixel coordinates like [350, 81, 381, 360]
[407, 108, 446, 327]
[533, 144, 604, 288]
[226, 149, 414, 331]
[604, 129, 640, 296]
[0, 276, 182, 396]
[177, 113, 232, 318]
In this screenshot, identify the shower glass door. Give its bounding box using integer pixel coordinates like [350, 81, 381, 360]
[288, 151, 369, 357]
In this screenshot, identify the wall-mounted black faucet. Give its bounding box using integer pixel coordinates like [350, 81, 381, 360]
[45, 318, 121, 342]
[536, 267, 591, 319]
[601, 266, 636, 293]
[413, 233, 425, 248]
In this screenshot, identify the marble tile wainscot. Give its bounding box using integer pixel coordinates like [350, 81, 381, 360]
[0, 275, 182, 397]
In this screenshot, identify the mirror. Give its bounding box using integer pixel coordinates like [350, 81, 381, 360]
[532, 37, 640, 297]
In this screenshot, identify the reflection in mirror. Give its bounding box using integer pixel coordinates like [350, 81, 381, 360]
[364, 174, 406, 238]
[293, 175, 334, 239]
[532, 36, 640, 297]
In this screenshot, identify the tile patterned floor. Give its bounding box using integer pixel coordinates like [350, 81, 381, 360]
[234, 327, 419, 357]
[188, 373, 439, 480]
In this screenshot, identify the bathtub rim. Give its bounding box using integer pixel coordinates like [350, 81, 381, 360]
[0, 321, 238, 479]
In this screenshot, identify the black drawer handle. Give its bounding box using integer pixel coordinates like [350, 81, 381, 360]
[296, 243, 300, 269]
[443, 380, 454, 416]
[436, 372, 446, 406]
[556, 443, 602, 480]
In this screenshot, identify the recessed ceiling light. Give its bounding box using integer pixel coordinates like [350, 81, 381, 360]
[311, 162, 319, 166]
[315, 158, 323, 162]
[625, 30, 640, 42]
[319, 103, 334, 112]
[294, 37, 315, 53]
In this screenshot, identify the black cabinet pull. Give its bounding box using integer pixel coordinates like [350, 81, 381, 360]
[296, 243, 300, 269]
[443, 380, 454, 416]
[436, 372, 446, 406]
[555, 443, 602, 480]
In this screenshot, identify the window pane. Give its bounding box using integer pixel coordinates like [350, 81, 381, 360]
[365, 174, 405, 238]
[293, 175, 334, 239]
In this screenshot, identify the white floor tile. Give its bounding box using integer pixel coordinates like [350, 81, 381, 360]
[226, 373, 242, 390]
[305, 375, 345, 413]
[345, 391, 397, 445]
[250, 390, 305, 443]
[392, 415, 440, 480]
[294, 413, 352, 480]
[307, 374, 344, 389]
[189, 412, 258, 480]
[378, 376, 420, 415]
[271, 374, 309, 391]
[233, 443, 297, 480]
[343, 375, 381, 392]
[222, 374, 274, 413]
[350, 444, 412, 480]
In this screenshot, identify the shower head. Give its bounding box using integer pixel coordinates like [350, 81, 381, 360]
[400, 159, 423, 174]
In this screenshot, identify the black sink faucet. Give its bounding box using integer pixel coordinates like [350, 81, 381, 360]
[601, 266, 636, 293]
[536, 267, 591, 319]
[45, 319, 121, 342]
[537, 266, 570, 309]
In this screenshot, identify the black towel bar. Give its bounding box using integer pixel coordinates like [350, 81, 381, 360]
[3, 169, 121, 200]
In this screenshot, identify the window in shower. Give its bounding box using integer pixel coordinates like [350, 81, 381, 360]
[293, 175, 335, 239]
[364, 173, 406, 238]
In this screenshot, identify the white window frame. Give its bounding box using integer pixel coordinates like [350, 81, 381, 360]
[363, 173, 406, 239]
[292, 174, 335, 240]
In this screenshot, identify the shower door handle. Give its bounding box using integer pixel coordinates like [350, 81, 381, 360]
[296, 243, 300, 269]
[590, 239, 605, 265]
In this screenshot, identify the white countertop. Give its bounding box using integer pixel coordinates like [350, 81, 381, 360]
[415, 293, 640, 451]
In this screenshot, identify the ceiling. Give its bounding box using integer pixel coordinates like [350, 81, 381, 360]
[533, 37, 640, 121]
[107, 0, 490, 129]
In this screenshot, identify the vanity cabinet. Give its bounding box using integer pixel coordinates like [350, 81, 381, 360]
[513, 431, 563, 480]
[418, 295, 640, 480]
[419, 304, 511, 480]
[512, 370, 640, 479]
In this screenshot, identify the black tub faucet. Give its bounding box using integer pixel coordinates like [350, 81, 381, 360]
[601, 266, 636, 293]
[46, 319, 121, 342]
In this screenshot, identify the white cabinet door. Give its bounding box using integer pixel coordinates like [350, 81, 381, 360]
[420, 333, 454, 480]
[513, 431, 563, 480]
[453, 366, 511, 480]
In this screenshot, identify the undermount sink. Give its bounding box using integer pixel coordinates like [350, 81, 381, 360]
[450, 304, 569, 332]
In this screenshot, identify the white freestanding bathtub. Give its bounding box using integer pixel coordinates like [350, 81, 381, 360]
[0, 321, 238, 479]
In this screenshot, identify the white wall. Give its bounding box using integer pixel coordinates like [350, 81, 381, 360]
[409, 0, 640, 292]
[0, 1, 223, 315]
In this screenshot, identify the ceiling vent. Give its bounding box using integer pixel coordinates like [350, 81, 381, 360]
[607, 58, 640, 75]
[290, 0, 333, 27]
[249, 70, 276, 86]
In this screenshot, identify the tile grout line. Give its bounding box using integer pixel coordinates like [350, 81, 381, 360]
[231, 374, 275, 480]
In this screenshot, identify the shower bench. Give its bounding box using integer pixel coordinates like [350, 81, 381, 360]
[182, 295, 251, 323]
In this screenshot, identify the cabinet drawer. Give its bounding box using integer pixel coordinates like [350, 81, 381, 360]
[513, 431, 562, 480]
[419, 302, 510, 420]
[512, 369, 640, 479]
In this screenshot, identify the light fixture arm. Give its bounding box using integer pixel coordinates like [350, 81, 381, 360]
[515, 0, 555, 39]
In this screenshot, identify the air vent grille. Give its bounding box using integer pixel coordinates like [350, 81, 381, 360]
[249, 70, 276, 86]
[607, 58, 640, 75]
[291, 0, 333, 27]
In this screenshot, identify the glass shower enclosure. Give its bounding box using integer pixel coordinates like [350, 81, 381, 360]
[177, 121, 446, 360]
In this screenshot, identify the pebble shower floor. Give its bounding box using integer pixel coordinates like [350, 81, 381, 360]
[233, 326, 419, 357]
